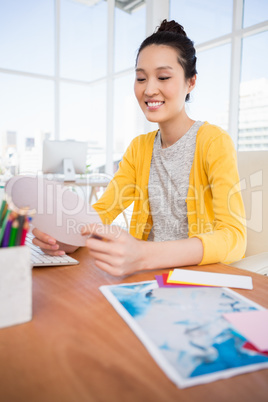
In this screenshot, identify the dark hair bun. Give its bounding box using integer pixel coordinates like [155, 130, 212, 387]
[157, 19, 187, 37]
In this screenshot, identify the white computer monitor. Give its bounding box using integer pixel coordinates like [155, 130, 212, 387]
[42, 140, 88, 181]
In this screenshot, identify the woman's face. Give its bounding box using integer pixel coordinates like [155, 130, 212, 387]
[134, 44, 196, 124]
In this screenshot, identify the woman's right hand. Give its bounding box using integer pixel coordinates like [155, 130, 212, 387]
[32, 227, 78, 256]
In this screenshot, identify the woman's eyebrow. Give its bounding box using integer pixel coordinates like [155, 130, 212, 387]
[135, 66, 173, 72]
[156, 66, 173, 71]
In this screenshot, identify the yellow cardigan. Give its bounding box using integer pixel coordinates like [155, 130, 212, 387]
[93, 122, 246, 265]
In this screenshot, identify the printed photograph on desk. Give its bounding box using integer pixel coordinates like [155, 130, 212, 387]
[100, 281, 268, 388]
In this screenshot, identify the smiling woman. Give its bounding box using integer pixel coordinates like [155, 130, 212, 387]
[32, 19, 247, 277]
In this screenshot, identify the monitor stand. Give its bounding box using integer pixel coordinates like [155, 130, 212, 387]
[63, 158, 76, 182]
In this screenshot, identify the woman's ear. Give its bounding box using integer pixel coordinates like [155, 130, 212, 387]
[188, 74, 197, 93]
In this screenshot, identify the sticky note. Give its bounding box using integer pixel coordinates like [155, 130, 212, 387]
[168, 269, 253, 290]
[223, 309, 268, 352]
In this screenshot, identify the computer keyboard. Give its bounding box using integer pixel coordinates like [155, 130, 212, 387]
[25, 234, 79, 267]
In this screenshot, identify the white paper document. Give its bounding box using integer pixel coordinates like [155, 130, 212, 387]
[168, 269, 253, 290]
[5, 175, 101, 246]
[100, 281, 268, 389]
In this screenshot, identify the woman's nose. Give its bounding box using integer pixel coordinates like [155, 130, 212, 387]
[144, 79, 159, 97]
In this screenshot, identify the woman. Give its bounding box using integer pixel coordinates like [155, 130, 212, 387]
[33, 20, 246, 276]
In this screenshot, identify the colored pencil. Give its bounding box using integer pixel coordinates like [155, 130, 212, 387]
[1, 215, 13, 247]
[20, 219, 29, 246]
[0, 200, 7, 226]
[0, 203, 8, 227]
[0, 209, 11, 244]
[15, 215, 25, 246]
[8, 219, 19, 247]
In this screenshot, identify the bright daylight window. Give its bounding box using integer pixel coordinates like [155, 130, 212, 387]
[1, 0, 267, 180]
[238, 29, 268, 150]
[170, 0, 268, 150]
[0, 0, 147, 176]
[113, 3, 147, 170]
[59, 0, 107, 172]
[0, 0, 55, 175]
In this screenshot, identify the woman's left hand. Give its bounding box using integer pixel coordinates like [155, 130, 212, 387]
[81, 224, 145, 276]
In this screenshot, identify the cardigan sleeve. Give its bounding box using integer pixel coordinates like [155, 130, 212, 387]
[193, 133, 247, 265]
[92, 138, 137, 224]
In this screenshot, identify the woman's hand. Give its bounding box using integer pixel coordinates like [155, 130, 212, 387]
[81, 224, 146, 276]
[81, 224, 203, 276]
[32, 227, 78, 256]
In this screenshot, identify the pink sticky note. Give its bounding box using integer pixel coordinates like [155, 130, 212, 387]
[223, 309, 268, 352]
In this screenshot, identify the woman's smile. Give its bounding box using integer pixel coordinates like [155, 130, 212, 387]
[145, 100, 165, 110]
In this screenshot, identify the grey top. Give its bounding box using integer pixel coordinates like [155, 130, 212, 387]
[148, 121, 204, 242]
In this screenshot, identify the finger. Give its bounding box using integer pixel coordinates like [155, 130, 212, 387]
[80, 223, 101, 236]
[40, 248, 66, 257]
[32, 236, 60, 252]
[81, 223, 123, 241]
[89, 250, 119, 265]
[32, 227, 57, 245]
[85, 238, 116, 255]
[31, 230, 66, 256]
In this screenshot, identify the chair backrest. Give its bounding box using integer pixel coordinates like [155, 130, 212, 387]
[237, 151, 268, 257]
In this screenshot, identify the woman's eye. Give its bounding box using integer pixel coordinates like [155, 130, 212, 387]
[159, 77, 170, 81]
[136, 78, 145, 82]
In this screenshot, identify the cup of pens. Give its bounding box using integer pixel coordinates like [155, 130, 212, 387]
[0, 198, 32, 329]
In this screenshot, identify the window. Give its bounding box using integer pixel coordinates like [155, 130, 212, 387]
[188, 44, 231, 130]
[238, 31, 268, 150]
[243, 0, 268, 27]
[60, 0, 107, 81]
[0, 0, 148, 176]
[114, 4, 146, 73]
[113, 2, 147, 166]
[60, 80, 107, 171]
[0, 73, 54, 174]
[170, 0, 268, 150]
[0, 0, 54, 75]
[169, 0, 233, 44]
[1, 0, 267, 179]
[113, 74, 145, 158]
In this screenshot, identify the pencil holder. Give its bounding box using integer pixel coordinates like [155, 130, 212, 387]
[0, 246, 32, 329]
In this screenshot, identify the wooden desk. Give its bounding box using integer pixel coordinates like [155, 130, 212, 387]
[0, 249, 267, 402]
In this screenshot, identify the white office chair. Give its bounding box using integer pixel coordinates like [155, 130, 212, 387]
[230, 151, 268, 275]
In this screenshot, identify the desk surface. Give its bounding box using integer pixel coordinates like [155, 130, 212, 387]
[0, 248, 268, 402]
